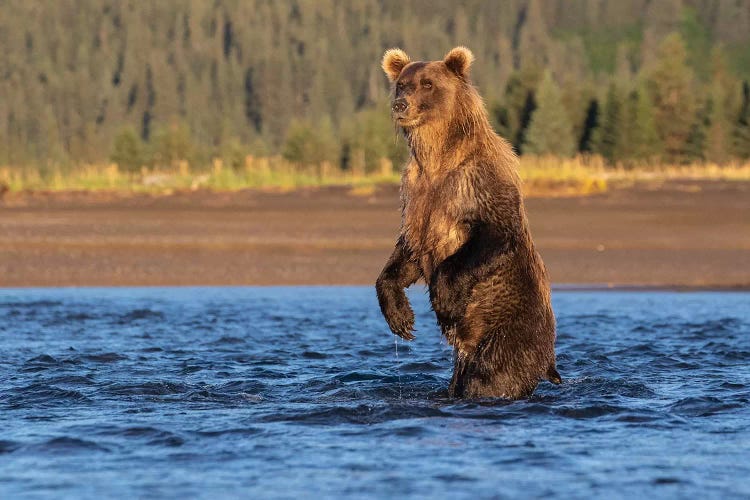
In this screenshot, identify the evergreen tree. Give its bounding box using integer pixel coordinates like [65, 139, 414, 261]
[344, 104, 407, 172]
[524, 71, 576, 157]
[703, 47, 738, 163]
[684, 102, 709, 162]
[491, 102, 514, 144]
[732, 81, 750, 159]
[516, 0, 551, 69]
[561, 82, 593, 150]
[150, 122, 194, 168]
[646, 33, 696, 163]
[110, 127, 144, 173]
[578, 99, 599, 153]
[592, 84, 624, 163]
[617, 90, 639, 162]
[492, 67, 540, 153]
[243, 67, 263, 134]
[2, 0, 750, 170]
[282, 116, 338, 166]
[705, 82, 732, 164]
[631, 83, 662, 160]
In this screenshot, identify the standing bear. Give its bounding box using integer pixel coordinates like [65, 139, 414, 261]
[375, 47, 561, 399]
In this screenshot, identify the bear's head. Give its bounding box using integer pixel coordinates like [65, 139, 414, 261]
[381, 46, 475, 129]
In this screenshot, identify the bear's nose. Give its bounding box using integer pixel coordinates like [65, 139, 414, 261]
[392, 98, 408, 113]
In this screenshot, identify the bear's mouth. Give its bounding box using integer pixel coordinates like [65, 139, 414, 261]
[395, 115, 421, 128]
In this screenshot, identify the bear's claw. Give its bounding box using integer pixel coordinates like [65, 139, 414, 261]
[386, 307, 416, 340]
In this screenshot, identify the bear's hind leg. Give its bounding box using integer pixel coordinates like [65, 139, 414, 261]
[449, 350, 537, 400]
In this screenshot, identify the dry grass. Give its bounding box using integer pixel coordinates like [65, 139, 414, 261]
[518, 155, 750, 195]
[0, 156, 401, 194]
[2, 154, 750, 197]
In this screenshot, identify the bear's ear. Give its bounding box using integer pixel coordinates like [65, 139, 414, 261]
[382, 48, 411, 82]
[443, 46, 474, 80]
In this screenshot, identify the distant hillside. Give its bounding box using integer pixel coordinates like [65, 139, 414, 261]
[1, 0, 749, 168]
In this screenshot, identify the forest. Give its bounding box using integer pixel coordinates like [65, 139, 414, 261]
[1, 0, 750, 180]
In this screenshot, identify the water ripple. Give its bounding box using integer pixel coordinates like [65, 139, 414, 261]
[0, 287, 748, 498]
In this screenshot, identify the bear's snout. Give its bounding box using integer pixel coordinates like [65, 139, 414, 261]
[392, 98, 408, 114]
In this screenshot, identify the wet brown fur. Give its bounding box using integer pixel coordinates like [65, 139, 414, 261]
[376, 47, 561, 399]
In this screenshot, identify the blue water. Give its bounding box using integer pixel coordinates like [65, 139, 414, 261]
[1, 287, 749, 499]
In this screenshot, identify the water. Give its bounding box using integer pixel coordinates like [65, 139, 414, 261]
[1, 287, 749, 499]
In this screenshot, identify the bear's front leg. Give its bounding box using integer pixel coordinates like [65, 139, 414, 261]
[376, 237, 422, 340]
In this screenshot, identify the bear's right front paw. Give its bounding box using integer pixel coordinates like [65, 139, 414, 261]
[384, 304, 416, 341]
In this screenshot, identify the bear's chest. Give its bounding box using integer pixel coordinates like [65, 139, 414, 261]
[401, 165, 469, 277]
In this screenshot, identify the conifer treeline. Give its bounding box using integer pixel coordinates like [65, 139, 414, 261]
[1, 0, 750, 171]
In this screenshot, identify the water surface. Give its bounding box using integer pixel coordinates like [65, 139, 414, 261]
[1, 287, 749, 498]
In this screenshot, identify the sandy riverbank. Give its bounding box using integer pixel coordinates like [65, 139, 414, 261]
[1, 179, 749, 288]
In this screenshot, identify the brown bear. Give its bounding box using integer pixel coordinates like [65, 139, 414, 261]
[375, 46, 561, 399]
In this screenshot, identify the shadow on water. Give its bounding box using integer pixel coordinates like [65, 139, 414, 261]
[0, 287, 749, 497]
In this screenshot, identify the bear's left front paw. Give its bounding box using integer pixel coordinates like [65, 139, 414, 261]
[384, 300, 416, 341]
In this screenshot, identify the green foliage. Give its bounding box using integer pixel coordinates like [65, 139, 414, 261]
[344, 105, 407, 172]
[726, 44, 750, 81]
[705, 83, 732, 164]
[578, 24, 642, 75]
[222, 137, 250, 171]
[679, 7, 712, 80]
[524, 71, 576, 157]
[616, 90, 638, 162]
[578, 99, 600, 153]
[630, 84, 663, 160]
[282, 116, 338, 166]
[493, 67, 541, 153]
[149, 123, 194, 168]
[684, 103, 709, 162]
[592, 84, 624, 163]
[646, 33, 696, 163]
[734, 121, 750, 159]
[733, 81, 750, 159]
[110, 127, 144, 173]
[2, 1, 750, 170]
[490, 101, 513, 144]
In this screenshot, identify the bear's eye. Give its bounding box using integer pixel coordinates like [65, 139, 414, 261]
[422, 80, 433, 89]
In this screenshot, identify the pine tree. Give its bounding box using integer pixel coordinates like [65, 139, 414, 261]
[631, 83, 662, 161]
[282, 116, 338, 166]
[578, 99, 599, 153]
[149, 122, 194, 168]
[614, 89, 639, 163]
[110, 127, 144, 173]
[646, 33, 696, 163]
[562, 82, 593, 148]
[517, 0, 552, 69]
[523, 71, 576, 157]
[592, 84, 624, 163]
[243, 67, 263, 134]
[492, 67, 540, 153]
[732, 81, 750, 159]
[3, 1, 750, 169]
[344, 104, 407, 172]
[705, 82, 732, 164]
[684, 102, 709, 162]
